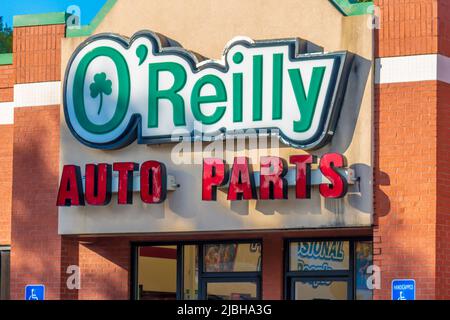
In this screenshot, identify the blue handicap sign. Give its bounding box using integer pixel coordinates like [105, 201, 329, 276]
[25, 285, 45, 300]
[392, 279, 415, 300]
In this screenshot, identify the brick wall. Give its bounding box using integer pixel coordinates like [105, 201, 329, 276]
[13, 25, 65, 84]
[0, 58, 15, 247]
[0, 64, 14, 102]
[0, 125, 13, 245]
[77, 239, 130, 300]
[262, 234, 283, 300]
[9, 22, 67, 299]
[10, 105, 61, 299]
[60, 237, 80, 300]
[375, 0, 439, 57]
[373, 81, 438, 299]
[436, 81, 450, 299]
[373, 0, 449, 300]
[438, 0, 450, 56]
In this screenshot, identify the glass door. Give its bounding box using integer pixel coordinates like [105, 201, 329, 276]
[198, 242, 261, 300]
[290, 278, 351, 300]
[133, 241, 262, 300]
[285, 239, 373, 300]
[135, 245, 178, 300]
[203, 279, 260, 300]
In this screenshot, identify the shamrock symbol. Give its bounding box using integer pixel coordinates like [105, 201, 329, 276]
[89, 72, 112, 115]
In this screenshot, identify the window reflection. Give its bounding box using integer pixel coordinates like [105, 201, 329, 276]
[355, 241, 373, 300]
[207, 282, 258, 300]
[204, 243, 261, 272]
[294, 280, 348, 300]
[289, 241, 350, 271]
[183, 245, 198, 299]
[137, 245, 177, 300]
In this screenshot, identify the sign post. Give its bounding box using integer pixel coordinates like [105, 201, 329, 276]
[391, 279, 415, 300]
[25, 285, 45, 300]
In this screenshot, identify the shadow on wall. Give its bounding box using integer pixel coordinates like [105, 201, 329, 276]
[320, 54, 372, 155]
[10, 108, 59, 299]
[10, 107, 79, 299]
[11, 105, 135, 299]
[75, 237, 130, 300]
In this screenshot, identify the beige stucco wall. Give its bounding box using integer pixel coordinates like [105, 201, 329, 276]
[59, 0, 373, 235]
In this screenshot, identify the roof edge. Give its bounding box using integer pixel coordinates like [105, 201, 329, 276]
[0, 53, 13, 65]
[66, 0, 118, 38]
[330, 0, 373, 16]
[13, 12, 67, 27]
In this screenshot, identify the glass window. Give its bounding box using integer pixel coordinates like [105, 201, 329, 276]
[134, 242, 261, 300]
[137, 245, 177, 300]
[355, 241, 373, 300]
[206, 282, 258, 300]
[294, 280, 348, 300]
[286, 239, 373, 300]
[204, 243, 261, 272]
[289, 241, 350, 271]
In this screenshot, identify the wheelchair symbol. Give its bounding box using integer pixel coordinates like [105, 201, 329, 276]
[28, 289, 39, 300]
[25, 286, 44, 300]
[397, 291, 406, 300]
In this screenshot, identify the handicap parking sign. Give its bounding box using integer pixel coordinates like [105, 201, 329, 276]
[25, 285, 45, 300]
[392, 279, 415, 300]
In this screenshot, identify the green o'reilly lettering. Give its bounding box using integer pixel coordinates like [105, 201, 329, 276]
[65, 32, 349, 150]
[289, 66, 326, 133]
[191, 74, 227, 125]
[148, 62, 187, 128]
[73, 46, 130, 134]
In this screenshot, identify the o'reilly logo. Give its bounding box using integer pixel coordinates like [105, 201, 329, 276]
[63, 31, 352, 150]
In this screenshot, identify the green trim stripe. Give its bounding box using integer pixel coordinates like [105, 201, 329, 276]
[66, 0, 118, 38]
[0, 53, 13, 65]
[330, 0, 373, 16]
[13, 12, 67, 27]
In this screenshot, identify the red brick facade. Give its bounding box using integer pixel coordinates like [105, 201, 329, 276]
[374, 81, 438, 299]
[375, 0, 439, 57]
[373, 0, 450, 300]
[77, 239, 130, 300]
[436, 81, 450, 299]
[10, 105, 61, 299]
[438, 0, 450, 56]
[13, 25, 65, 84]
[0, 64, 14, 103]
[0, 42, 15, 248]
[0, 124, 13, 245]
[7, 23, 66, 299]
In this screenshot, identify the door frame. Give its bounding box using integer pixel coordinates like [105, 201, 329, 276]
[289, 276, 352, 300]
[131, 240, 263, 300]
[200, 277, 262, 300]
[284, 237, 373, 300]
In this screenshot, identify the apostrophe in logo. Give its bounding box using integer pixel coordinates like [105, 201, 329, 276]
[63, 31, 353, 150]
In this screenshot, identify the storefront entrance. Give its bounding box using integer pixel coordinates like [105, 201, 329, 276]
[285, 239, 373, 300]
[132, 241, 262, 300]
[132, 238, 372, 300]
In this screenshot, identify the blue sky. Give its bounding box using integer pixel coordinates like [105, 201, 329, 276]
[0, 0, 107, 28]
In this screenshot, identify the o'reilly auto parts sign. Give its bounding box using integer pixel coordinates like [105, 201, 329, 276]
[63, 31, 352, 150]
